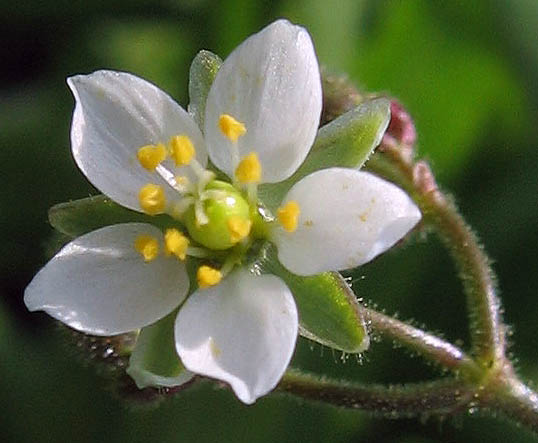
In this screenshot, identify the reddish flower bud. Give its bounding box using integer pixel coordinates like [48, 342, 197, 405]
[385, 100, 417, 146]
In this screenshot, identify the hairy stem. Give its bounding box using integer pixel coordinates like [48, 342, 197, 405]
[280, 369, 475, 417]
[365, 307, 480, 378]
[491, 374, 538, 432]
[472, 360, 538, 433]
[366, 149, 505, 365]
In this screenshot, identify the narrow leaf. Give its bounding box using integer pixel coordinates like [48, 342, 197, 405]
[252, 243, 369, 353]
[49, 195, 178, 238]
[126, 310, 194, 389]
[187, 50, 222, 130]
[258, 98, 391, 210]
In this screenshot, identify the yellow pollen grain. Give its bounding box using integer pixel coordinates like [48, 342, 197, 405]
[137, 143, 167, 170]
[197, 265, 222, 289]
[227, 216, 252, 243]
[139, 184, 166, 215]
[277, 201, 300, 233]
[235, 152, 261, 184]
[164, 228, 190, 260]
[219, 114, 246, 142]
[134, 235, 159, 262]
[169, 135, 195, 166]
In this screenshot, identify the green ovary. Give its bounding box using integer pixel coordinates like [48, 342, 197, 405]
[184, 181, 251, 250]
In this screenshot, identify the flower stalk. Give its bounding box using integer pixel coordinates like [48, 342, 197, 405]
[279, 369, 475, 418]
[366, 145, 505, 366]
[364, 307, 480, 377]
[276, 128, 538, 431]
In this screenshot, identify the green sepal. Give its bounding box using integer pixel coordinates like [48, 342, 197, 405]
[49, 194, 181, 238]
[126, 310, 194, 389]
[251, 243, 369, 353]
[258, 98, 391, 210]
[187, 50, 223, 130]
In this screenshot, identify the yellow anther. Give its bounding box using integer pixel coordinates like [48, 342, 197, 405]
[235, 152, 261, 184]
[134, 235, 160, 262]
[197, 265, 222, 289]
[227, 216, 252, 244]
[164, 228, 190, 261]
[219, 114, 246, 142]
[139, 184, 166, 215]
[277, 201, 300, 233]
[137, 143, 167, 170]
[169, 135, 195, 166]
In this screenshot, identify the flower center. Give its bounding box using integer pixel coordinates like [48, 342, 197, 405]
[132, 116, 265, 287]
[184, 180, 252, 250]
[132, 114, 303, 288]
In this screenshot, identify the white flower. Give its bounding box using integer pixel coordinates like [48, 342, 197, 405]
[24, 20, 421, 404]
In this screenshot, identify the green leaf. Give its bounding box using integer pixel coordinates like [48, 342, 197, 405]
[252, 243, 369, 353]
[258, 98, 390, 210]
[49, 195, 180, 238]
[188, 50, 223, 130]
[126, 310, 194, 389]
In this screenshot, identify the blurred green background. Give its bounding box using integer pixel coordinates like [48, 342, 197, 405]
[2, 0, 538, 441]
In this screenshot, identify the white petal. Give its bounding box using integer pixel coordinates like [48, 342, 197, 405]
[273, 169, 422, 276]
[68, 70, 206, 211]
[24, 223, 189, 335]
[204, 19, 322, 183]
[175, 269, 298, 404]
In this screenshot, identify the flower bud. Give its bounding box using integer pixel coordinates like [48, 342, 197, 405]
[383, 100, 417, 147]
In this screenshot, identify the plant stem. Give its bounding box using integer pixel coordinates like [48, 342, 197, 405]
[364, 307, 480, 378]
[362, 145, 538, 433]
[366, 149, 505, 366]
[280, 369, 475, 417]
[489, 371, 538, 432]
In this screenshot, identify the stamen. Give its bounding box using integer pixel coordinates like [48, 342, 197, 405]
[186, 246, 211, 258]
[227, 216, 252, 244]
[134, 235, 159, 262]
[139, 184, 166, 215]
[137, 144, 167, 170]
[219, 253, 239, 276]
[155, 164, 178, 190]
[164, 228, 189, 260]
[197, 265, 222, 288]
[218, 114, 246, 142]
[277, 201, 300, 233]
[235, 152, 261, 184]
[169, 135, 195, 166]
[246, 182, 258, 206]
